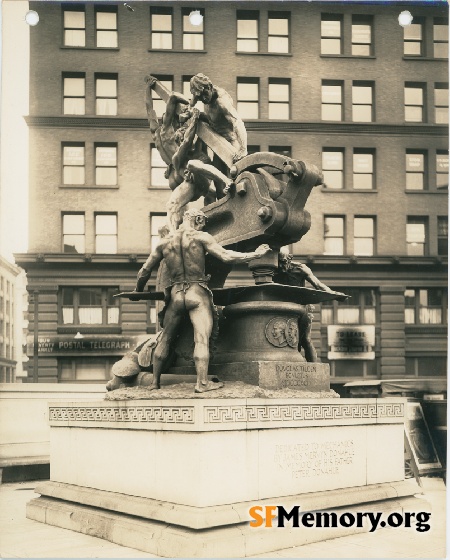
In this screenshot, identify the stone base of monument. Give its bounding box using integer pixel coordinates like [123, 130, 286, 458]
[26, 397, 425, 557]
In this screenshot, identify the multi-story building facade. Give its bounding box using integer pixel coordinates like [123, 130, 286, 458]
[16, 1, 447, 392]
[0, 256, 27, 382]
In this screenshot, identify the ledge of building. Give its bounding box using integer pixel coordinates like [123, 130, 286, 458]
[24, 116, 448, 136]
[14, 253, 448, 269]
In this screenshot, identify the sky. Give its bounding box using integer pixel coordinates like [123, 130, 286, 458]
[0, 0, 29, 261]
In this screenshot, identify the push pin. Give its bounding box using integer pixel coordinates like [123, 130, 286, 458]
[123, 3, 135, 12]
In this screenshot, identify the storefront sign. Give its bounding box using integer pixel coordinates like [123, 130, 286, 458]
[327, 325, 375, 360]
[27, 334, 148, 355]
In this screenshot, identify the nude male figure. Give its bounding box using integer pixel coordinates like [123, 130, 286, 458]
[190, 73, 248, 163]
[134, 208, 271, 393]
[145, 76, 232, 231]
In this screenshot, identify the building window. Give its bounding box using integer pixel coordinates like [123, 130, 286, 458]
[433, 19, 448, 59]
[404, 21, 423, 56]
[268, 12, 289, 53]
[150, 145, 168, 187]
[95, 214, 117, 254]
[268, 79, 290, 119]
[237, 78, 259, 119]
[353, 150, 374, 190]
[63, 73, 85, 114]
[150, 214, 168, 251]
[351, 15, 373, 56]
[59, 357, 116, 382]
[352, 82, 373, 122]
[63, 7, 85, 47]
[62, 213, 85, 253]
[322, 288, 377, 325]
[322, 149, 344, 189]
[354, 217, 375, 256]
[405, 84, 425, 122]
[434, 84, 449, 124]
[95, 7, 118, 48]
[147, 294, 158, 333]
[436, 151, 449, 189]
[321, 14, 342, 55]
[438, 217, 448, 256]
[152, 76, 173, 118]
[182, 8, 204, 50]
[151, 7, 173, 50]
[247, 145, 261, 155]
[237, 11, 259, 52]
[405, 288, 446, 324]
[324, 216, 345, 255]
[62, 143, 85, 185]
[406, 151, 426, 191]
[60, 287, 119, 326]
[321, 81, 343, 121]
[95, 74, 118, 116]
[182, 77, 204, 111]
[268, 146, 292, 157]
[95, 144, 117, 186]
[406, 217, 427, 256]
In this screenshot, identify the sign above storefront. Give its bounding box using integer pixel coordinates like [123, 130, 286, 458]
[327, 325, 375, 360]
[27, 334, 149, 355]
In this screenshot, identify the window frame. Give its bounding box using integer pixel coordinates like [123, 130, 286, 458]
[236, 77, 260, 120]
[150, 6, 173, 50]
[405, 150, 427, 191]
[404, 19, 424, 57]
[321, 287, 378, 325]
[268, 11, 290, 53]
[433, 18, 449, 59]
[434, 83, 449, 124]
[150, 213, 168, 252]
[353, 148, 375, 190]
[151, 75, 174, 118]
[59, 287, 120, 328]
[320, 13, 343, 55]
[236, 10, 259, 53]
[62, 5, 86, 47]
[62, 142, 85, 186]
[436, 150, 449, 189]
[353, 216, 376, 256]
[324, 215, 345, 255]
[268, 78, 290, 120]
[405, 83, 426, 123]
[94, 213, 118, 254]
[352, 81, 374, 122]
[322, 148, 345, 190]
[404, 288, 447, 325]
[321, 80, 343, 121]
[437, 216, 448, 256]
[182, 7, 205, 51]
[58, 357, 117, 382]
[406, 216, 428, 256]
[95, 73, 118, 116]
[150, 144, 169, 187]
[351, 15, 373, 57]
[62, 72, 85, 115]
[95, 142, 118, 186]
[95, 5, 118, 48]
[62, 212, 85, 253]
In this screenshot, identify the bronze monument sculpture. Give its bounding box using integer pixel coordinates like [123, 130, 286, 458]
[107, 75, 347, 394]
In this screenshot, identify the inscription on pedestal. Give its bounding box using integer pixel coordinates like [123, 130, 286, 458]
[259, 361, 330, 391]
[274, 439, 355, 478]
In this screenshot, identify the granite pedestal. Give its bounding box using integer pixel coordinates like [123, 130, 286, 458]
[26, 397, 426, 557]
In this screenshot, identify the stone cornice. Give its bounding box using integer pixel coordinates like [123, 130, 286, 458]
[25, 116, 448, 137]
[14, 253, 448, 269]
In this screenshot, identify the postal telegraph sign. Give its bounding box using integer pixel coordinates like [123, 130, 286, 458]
[27, 335, 146, 355]
[327, 325, 375, 360]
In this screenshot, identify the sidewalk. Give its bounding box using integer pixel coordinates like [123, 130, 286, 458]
[0, 477, 446, 559]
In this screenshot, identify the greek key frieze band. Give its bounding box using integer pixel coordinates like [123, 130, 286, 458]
[49, 406, 195, 424]
[203, 403, 404, 423]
